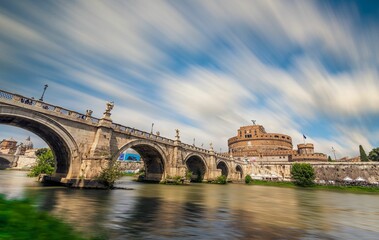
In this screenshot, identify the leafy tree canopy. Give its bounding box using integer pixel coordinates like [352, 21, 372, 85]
[368, 147, 379, 161]
[28, 149, 55, 177]
[290, 163, 315, 187]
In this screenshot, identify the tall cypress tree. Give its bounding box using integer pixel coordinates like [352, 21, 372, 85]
[359, 145, 369, 162]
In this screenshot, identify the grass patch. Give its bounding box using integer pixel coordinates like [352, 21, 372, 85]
[248, 180, 295, 188]
[312, 185, 379, 193]
[0, 194, 102, 240]
[246, 180, 379, 193]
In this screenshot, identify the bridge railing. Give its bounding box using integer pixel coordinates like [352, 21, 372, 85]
[0, 89, 101, 124]
[111, 122, 176, 144]
[180, 142, 212, 154]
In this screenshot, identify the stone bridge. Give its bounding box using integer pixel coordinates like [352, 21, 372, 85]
[0, 153, 17, 169]
[0, 89, 249, 186]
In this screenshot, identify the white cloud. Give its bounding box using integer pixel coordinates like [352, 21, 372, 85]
[1, 0, 379, 157]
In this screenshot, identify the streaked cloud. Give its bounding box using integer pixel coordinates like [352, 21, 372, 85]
[1, 0, 378, 157]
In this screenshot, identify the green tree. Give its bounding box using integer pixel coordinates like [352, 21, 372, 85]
[368, 147, 379, 162]
[35, 148, 49, 157]
[359, 145, 369, 162]
[245, 175, 252, 184]
[28, 149, 55, 177]
[290, 163, 315, 187]
[97, 160, 124, 188]
[327, 156, 333, 162]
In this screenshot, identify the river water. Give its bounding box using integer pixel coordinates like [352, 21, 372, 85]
[1, 170, 378, 240]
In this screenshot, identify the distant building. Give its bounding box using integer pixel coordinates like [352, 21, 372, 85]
[0, 137, 17, 154]
[118, 148, 141, 161]
[228, 124, 327, 162]
[0, 136, 34, 155]
[0, 136, 38, 169]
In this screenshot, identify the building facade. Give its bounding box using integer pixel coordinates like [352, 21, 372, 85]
[228, 124, 327, 162]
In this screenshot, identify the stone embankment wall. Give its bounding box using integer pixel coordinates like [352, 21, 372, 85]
[119, 161, 143, 171]
[13, 155, 36, 169]
[252, 162, 379, 183]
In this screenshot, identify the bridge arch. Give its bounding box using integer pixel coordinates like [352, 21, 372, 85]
[0, 157, 11, 169]
[184, 153, 207, 182]
[236, 165, 243, 180]
[216, 160, 229, 178]
[114, 139, 167, 182]
[0, 104, 80, 178]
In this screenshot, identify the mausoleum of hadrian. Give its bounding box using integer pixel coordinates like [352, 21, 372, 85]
[228, 124, 327, 162]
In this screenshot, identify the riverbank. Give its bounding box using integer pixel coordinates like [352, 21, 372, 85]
[0, 195, 102, 240]
[248, 180, 379, 193]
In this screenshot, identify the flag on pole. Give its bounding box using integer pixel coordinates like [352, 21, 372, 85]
[303, 134, 307, 139]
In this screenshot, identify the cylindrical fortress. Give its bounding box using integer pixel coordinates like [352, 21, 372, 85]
[228, 125, 292, 154]
[228, 124, 327, 162]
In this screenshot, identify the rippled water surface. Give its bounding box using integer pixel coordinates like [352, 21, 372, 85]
[1, 170, 379, 239]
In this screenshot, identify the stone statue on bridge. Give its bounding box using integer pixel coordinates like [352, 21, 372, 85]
[106, 101, 114, 113]
[102, 101, 114, 120]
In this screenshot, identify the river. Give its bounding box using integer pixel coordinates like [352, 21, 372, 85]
[1, 170, 378, 240]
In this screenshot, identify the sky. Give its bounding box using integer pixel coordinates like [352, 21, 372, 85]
[0, 0, 379, 158]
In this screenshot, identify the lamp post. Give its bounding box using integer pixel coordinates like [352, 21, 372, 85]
[39, 84, 48, 101]
[151, 123, 154, 134]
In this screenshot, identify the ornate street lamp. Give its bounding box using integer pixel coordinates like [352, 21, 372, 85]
[39, 84, 48, 101]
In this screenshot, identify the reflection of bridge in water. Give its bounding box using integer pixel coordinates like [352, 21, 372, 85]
[0, 89, 249, 187]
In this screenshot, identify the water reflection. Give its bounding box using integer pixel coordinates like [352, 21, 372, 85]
[1, 170, 379, 239]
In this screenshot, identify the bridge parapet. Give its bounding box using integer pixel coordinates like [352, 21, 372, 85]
[180, 142, 212, 154]
[0, 89, 101, 125]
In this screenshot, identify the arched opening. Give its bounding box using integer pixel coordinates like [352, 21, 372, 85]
[217, 161, 229, 178]
[0, 108, 77, 178]
[236, 165, 243, 180]
[0, 157, 11, 169]
[115, 141, 166, 182]
[185, 155, 206, 182]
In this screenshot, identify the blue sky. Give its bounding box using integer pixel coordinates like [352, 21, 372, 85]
[1, 0, 379, 158]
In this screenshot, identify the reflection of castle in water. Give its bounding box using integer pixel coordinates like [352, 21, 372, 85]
[228, 124, 327, 162]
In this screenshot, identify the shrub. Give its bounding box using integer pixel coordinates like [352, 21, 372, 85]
[28, 149, 55, 177]
[327, 156, 333, 162]
[212, 175, 227, 184]
[97, 160, 124, 188]
[245, 175, 252, 184]
[368, 147, 379, 161]
[185, 171, 193, 181]
[290, 163, 315, 187]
